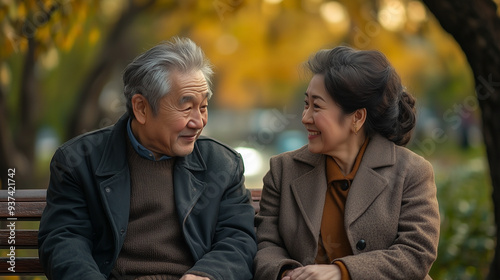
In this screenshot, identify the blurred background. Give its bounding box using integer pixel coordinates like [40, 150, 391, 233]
[0, 0, 496, 279]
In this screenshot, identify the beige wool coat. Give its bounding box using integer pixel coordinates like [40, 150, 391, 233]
[254, 134, 440, 280]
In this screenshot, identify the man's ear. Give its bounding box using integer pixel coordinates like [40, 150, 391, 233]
[131, 94, 148, 125]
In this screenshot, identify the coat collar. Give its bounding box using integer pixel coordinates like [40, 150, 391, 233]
[292, 144, 323, 167]
[289, 134, 397, 238]
[175, 138, 207, 172]
[345, 134, 396, 226]
[95, 113, 129, 177]
[358, 133, 396, 169]
[290, 146, 326, 245]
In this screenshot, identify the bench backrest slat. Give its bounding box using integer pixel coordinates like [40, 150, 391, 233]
[0, 189, 47, 275]
[0, 188, 262, 276]
[0, 201, 46, 220]
[0, 257, 43, 276]
[0, 229, 39, 249]
[0, 189, 47, 202]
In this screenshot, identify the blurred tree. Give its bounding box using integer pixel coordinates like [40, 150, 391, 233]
[420, 1, 500, 278]
[0, 0, 101, 188]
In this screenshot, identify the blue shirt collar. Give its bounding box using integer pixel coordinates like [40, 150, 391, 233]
[127, 118, 171, 161]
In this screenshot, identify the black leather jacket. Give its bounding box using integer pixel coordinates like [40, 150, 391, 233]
[39, 113, 257, 280]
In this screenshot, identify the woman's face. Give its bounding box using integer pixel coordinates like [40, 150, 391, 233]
[302, 74, 353, 156]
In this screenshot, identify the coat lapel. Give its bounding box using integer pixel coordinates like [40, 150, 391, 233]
[98, 168, 131, 249]
[173, 143, 207, 223]
[345, 134, 396, 226]
[290, 148, 327, 242]
[94, 114, 131, 251]
[172, 143, 208, 260]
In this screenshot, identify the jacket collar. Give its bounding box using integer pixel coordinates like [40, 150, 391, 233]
[345, 134, 396, 226]
[289, 146, 326, 247]
[95, 113, 130, 177]
[175, 138, 207, 172]
[359, 133, 395, 169]
[95, 113, 207, 176]
[289, 134, 397, 240]
[292, 145, 323, 167]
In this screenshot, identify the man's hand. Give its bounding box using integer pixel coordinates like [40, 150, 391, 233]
[282, 264, 341, 280]
[180, 274, 210, 280]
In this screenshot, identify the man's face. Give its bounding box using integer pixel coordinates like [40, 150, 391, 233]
[136, 70, 209, 158]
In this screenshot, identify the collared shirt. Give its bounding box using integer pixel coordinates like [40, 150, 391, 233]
[127, 118, 171, 161]
[315, 138, 369, 279]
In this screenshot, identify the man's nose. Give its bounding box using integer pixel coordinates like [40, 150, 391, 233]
[188, 109, 205, 129]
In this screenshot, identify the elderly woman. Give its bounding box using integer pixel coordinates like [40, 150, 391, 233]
[254, 46, 440, 280]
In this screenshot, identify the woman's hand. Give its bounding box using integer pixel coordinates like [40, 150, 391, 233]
[282, 264, 341, 280]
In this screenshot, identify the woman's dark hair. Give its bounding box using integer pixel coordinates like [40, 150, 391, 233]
[306, 46, 416, 146]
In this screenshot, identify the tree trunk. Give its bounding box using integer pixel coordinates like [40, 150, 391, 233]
[0, 36, 38, 189]
[66, 0, 166, 139]
[1, 3, 68, 189]
[421, 1, 500, 279]
[17, 37, 37, 169]
[0, 85, 19, 188]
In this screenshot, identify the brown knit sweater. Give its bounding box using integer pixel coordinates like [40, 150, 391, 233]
[111, 142, 194, 279]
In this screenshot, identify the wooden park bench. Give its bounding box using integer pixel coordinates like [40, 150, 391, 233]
[0, 188, 262, 276]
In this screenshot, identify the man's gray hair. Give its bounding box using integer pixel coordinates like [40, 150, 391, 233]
[123, 37, 213, 117]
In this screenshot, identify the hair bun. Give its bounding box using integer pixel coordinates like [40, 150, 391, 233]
[394, 90, 416, 145]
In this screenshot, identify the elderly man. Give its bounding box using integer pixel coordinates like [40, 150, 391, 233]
[38, 37, 257, 280]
